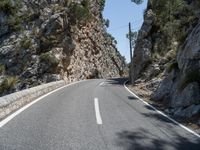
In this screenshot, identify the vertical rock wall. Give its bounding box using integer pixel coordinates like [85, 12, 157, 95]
[131, 0, 200, 120]
[0, 0, 127, 96]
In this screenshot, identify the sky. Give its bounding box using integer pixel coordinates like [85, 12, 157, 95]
[103, 0, 148, 63]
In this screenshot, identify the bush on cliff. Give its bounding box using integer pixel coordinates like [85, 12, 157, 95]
[70, 0, 92, 24]
[0, 76, 18, 95]
[150, 0, 196, 55]
[0, 0, 21, 15]
[0, 64, 5, 75]
[100, 0, 106, 11]
[40, 53, 59, 67]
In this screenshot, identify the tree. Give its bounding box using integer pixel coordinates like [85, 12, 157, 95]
[105, 19, 110, 28]
[126, 31, 138, 49]
[104, 19, 110, 28]
[131, 0, 143, 5]
[100, 0, 105, 11]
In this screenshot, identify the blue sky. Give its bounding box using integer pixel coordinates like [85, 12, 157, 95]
[103, 0, 148, 63]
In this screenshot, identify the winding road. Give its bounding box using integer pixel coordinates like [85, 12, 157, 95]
[0, 78, 200, 150]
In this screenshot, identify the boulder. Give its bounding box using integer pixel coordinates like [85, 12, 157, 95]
[41, 13, 66, 36]
[171, 82, 200, 108]
[177, 20, 200, 70]
[151, 80, 171, 102]
[174, 104, 200, 118]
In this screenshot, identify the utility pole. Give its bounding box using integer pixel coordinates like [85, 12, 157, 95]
[129, 22, 133, 63]
[129, 22, 133, 82]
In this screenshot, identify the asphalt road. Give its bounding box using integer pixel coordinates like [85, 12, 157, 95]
[0, 78, 200, 150]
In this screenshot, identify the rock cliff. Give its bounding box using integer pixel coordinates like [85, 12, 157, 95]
[131, 0, 200, 122]
[0, 0, 127, 96]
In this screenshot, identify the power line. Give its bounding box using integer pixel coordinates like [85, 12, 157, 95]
[108, 18, 143, 31]
[131, 26, 142, 31]
[131, 18, 144, 24]
[109, 24, 129, 31]
[109, 25, 142, 32]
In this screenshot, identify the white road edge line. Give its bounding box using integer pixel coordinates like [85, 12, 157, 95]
[94, 98, 103, 125]
[0, 80, 86, 128]
[123, 80, 200, 138]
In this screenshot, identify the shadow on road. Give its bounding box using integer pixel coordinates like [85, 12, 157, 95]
[106, 78, 128, 86]
[141, 111, 177, 125]
[107, 78, 200, 150]
[116, 128, 200, 150]
[127, 96, 138, 100]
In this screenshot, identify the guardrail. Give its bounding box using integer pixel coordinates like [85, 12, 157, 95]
[0, 80, 67, 120]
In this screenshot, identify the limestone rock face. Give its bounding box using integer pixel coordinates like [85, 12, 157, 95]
[177, 20, 200, 70]
[0, 0, 127, 96]
[130, 9, 154, 82]
[152, 21, 200, 109]
[174, 104, 200, 119]
[131, 0, 200, 120]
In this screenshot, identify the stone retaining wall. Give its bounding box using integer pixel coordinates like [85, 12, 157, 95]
[0, 80, 67, 120]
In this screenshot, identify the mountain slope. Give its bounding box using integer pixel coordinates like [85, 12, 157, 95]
[0, 0, 127, 96]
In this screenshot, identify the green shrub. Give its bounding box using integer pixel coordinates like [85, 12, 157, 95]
[20, 9, 40, 24]
[1, 0, 22, 32]
[100, 0, 106, 11]
[179, 70, 200, 91]
[0, 0, 15, 14]
[104, 19, 110, 28]
[20, 36, 32, 49]
[7, 15, 22, 31]
[70, 0, 92, 24]
[131, 0, 143, 4]
[0, 64, 5, 74]
[0, 76, 18, 94]
[149, 0, 196, 56]
[40, 37, 52, 50]
[0, 0, 21, 14]
[106, 32, 118, 44]
[40, 53, 59, 66]
[40, 36, 58, 51]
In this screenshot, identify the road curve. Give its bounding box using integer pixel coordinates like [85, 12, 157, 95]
[0, 78, 200, 150]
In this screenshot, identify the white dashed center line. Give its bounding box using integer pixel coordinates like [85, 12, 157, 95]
[99, 82, 104, 86]
[94, 98, 102, 125]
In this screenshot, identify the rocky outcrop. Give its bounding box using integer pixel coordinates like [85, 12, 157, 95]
[130, 8, 153, 82]
[152, 19, 200, 118]
[0, 0, 126, 96]
[131, 0, 200, 121]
